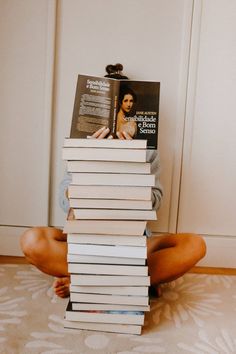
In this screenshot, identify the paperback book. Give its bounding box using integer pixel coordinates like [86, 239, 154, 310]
[70, 292, 149, 306]
[62, 146, 149, 162]
[65, 301, 145, 325]
[69, 198, 153, 210]
[71, 302, 150, 312]
[67, 254, 146, 265]
[67, 233, 147, 246]
[68, 185, 152, 201]
[64, 319, 142, 335]
[66, 160, 151, 174]
[69, 285, 149, 296]
[68, 263, 148, 276]
[70, 74, 160, 149]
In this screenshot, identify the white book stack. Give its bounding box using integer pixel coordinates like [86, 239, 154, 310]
[62, 138, 155, 335]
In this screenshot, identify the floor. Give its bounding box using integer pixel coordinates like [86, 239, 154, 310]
[1, 260, 236, 354]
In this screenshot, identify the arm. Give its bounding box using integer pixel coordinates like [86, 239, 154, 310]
[59, 171, 72, 214]
[147, 150, 163, 210]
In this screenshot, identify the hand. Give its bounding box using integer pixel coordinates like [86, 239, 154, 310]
[116, 131, 133, 140]
[88, 126, 113, 139]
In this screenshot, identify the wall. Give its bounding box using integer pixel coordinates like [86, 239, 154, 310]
[178, 0, 236, 267]
[0, 0, 56, 254]
[1, 0, 235, 267]
[50, 0, 193, 234]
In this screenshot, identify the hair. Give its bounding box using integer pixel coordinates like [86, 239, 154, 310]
[105, 64, 136, 116]
[119, 85, 137, 105]
[105, 63, 129, 80]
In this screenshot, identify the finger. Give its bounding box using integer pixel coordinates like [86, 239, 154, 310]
[116, 131, 124, 140]
[122, 131, 132, 140]
[91, 126, 107, 138]
[107, 135, 113, 139]
[97, 127, 110, 139]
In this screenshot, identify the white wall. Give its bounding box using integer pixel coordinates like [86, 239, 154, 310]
[0, 0, 55, 227]
[178, 0, 236, 235]
[50, 0, 193, 234]
[1, 0, 236, 267]
[0, 0, 56, 255]
[178, 0, 236, 267]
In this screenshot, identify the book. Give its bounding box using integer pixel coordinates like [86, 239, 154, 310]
[64, 137, 147, 149]
[64, 219, 147, 236]
[69, 285, 149, 296]
[67, 160, 151, 174]
[65, 301, 145, 325]
[70, 172, 155, 186]
[70, 74, 160, 149]
[70, 292, 149, 306]
[69, 198, 152, 210]
[68, 263, 148, 276]
[67, 243, 147, 259]
[64, 319, 142, 335]
[70, 274, 150, 286]
[67, 233, 146, 246]
[72, 208, 157, 220]
[71, 302, 150, 312]
[62, 147, 148, 162]
[67, 254, 146, 265]
[68, 185, 152, 200]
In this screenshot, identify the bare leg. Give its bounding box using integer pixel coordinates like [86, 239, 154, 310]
[20, 227, 69, 297]
[147, 233, 206, 288]
[20, 228, 206, 298]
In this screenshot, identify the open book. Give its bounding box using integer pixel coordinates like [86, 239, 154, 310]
[70, 74, 160, 149]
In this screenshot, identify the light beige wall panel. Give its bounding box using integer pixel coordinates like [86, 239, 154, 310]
[51, 0, 194, 232]
[178, 0, 236, 236]
[0, 0, 56, 230]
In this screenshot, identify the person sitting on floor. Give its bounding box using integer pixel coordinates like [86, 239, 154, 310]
[20, 64, 206, 298]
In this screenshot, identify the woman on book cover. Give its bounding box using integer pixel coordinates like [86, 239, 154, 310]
[115, 85, 137, 139]
[20, 64, 206, 299]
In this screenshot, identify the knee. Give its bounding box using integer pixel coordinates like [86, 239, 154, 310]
[180, 233, 207, 262]
[20, 227, 46, 262]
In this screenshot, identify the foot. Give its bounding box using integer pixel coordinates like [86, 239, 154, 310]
[149, 284, 162, 298]
[53, 276, 70, 298]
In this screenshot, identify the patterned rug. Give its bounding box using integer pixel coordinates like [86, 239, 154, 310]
[1, 264, 236, 354]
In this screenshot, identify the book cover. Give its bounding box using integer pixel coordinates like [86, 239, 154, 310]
[66, 160, 151, 174]
[64, 210, 147, 235]
[67, 243, 147, 259]
[69, 198, 153, 210]
[68, 263, 148, 276]
[67, 233, 147, 247]
[62, 146, 149, 162]
[70, 74, 160, 149]
[72, 208, 156, 220]
[65, 301, 145, 325]
[70, 292, 149, 306]
[69, 285, 149, 296]
[64, 137, 147, 149]
[71, 302, 150, 312]
[70, 274, 150, 286]
[64, 319, 142, 335]
[67, 254, 146, 266]
[70, 172, 155, 187]
[68, 185, 152, 201]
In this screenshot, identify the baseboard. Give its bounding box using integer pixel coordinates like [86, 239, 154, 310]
[190, 266, 236, 275]
[1, 228, 236, 269]
[197, 235, 236, 268]
[0, 226, 27, 256]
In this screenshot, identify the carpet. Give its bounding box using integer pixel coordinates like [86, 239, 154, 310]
[0, 264, 236, 354]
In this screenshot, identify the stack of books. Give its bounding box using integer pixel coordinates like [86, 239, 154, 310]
[62, 138, 156, 335]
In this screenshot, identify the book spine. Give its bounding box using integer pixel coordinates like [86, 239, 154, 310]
[112, 80, 120, 135]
